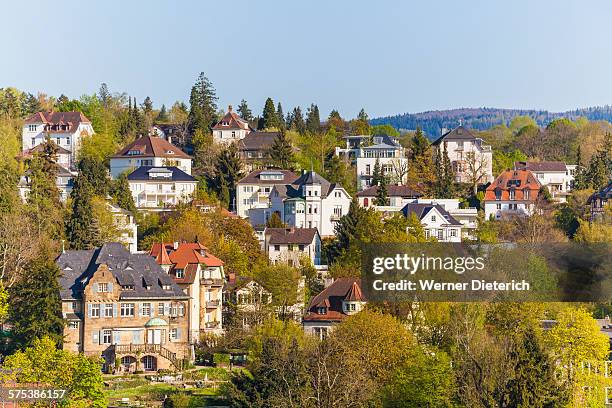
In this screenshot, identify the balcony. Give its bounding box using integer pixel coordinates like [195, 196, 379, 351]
[206, 300, 221, 309]
[111, 343, 177, 364]
[330, 214, 342, 221]
[205, 321, 220, 329]
[201, 278, 224, 286]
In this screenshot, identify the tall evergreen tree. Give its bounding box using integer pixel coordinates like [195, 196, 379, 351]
[77, 157, 109, 196]
[142, 96, 153, 117]
[306, 103, 321, 134]
[375, 180, 388, 206]
[410, 127, 430, 158]
[110, 174, 136, 214]
[432, 143, 455, 198]
[98, 83, 111, 107]
[269, 131, 294, 169]
[261, 97, 278, 130]
[371, 158, 383, 187]
[276, 102, 285, 129]
[290, 107, 306, 134]
[237, 99, 253, 122]
[188, 72, 218, 132]
[213, 144, 244, 210]
[156, 104, 169, 122]
[10, 247, 64, 350]
[67, 174, 101, 250]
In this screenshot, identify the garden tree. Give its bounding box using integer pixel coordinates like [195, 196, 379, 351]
[98, 83, 111, 106]
[269, 131, 294, 169]
[0, 336, 105, 407]
[503, 327, 570, 408]
[169, 100, 189, 123]
[10, 247, 64, 350]
[266, 212, 285, 228]
[289, 106, 306, 134]
[382, 348, 454, 408]
[509, 115, 537, 133]
[305, 104, 321, 134]
[583, 134, 611, 189]
[375, 178, 388, 206]
[327, 199, 369, 262]
[0, 208, 42, 288]
[327, 109, 345, 132]
[464, 151, 490, 196]
[237, 99, 253, 122]
[130, 97, 147, 136]
[188, 72, 218, 132]
[26, 138, 64, 240]
[78, 130, 117, 164]
[371, 158, 383, 187]
[91, 196, 127, 243]
[77, 156, 109, 196]
[432, 143, 455, 198]
[294, 127, 337, 174]
[109, 173, 136, 213]
[260, 97, 279, 130]
[493, 149, 527, 175]
[212, 144, 244, 210]
[323, 155, 356, 196]
[371, 124, 400, 138]
[67, 172, 102, 250]
[276, 102, 285, 129]
[574, 217, 612, 242]
[156, 103, 168, 122]
[543, 118, 579, 161]
[255, 264, 301, 320]
[192, 128, 220, 178]
[351, 108, 371, 135]
[141, 95, 154, 125]
[405, 128, 435, 194]
[0, 164, 20, 214]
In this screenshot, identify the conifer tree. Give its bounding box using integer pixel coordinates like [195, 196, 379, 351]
[261, 97, 278, 130]
[110, 174, 136, 213]
[189, 72, 218, 132]
[214, 144, 244, 210]
[237, 99, 253, 122]
[67, 173, 101, 250]
[375, 179, 388, 206]
[329, 198, 368, 261]
[371, 159, 383, 187]
[433, 144, 455, 198]
[269, 131, 294, 169]
[276, 102, 285, 129]
[10, 246, 64, 350]
[77, 157, 109, 196]
[290, 107, 306, 134]
[156, 104, 169, 122]
[142, 96, 153, 117]
[306, 103, 321, 134]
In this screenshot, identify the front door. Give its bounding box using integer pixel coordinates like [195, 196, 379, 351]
[147, 329, 162, 344]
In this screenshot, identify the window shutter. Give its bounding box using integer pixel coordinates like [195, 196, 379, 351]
[164, 304, 170, 315]
[113, 331, 120, 345]
[108, 282, 113, 292]
[99, 330, 103, 345]
[140, 303, 145, 317]
[93, 283, 98, 293]
[88, 304, 92, 318]
[176, 328, 181, 341]
[113, 304, 118, 318]
[92, 331, 99, 344]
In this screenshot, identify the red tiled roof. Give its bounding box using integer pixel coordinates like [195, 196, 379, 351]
[484, 169, 541, 202]
[303, 278, 365, 323]
[150, 241, 224, 283]
[212, 106, 251, 131]
[24, 111, 91, 125]
[113, 135, 191, 159]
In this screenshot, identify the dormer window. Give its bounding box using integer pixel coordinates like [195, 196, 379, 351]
[175, 269, 184, 278]
[317, 307, 327, 315]
[162, 284, 171, 290]
[127, 150, 141, 156]
[509, 190, 516, 200]
[495, 189, 502, 200]
[524, 189, 530, 200]
[121, 285, 135, 290]
[28, 124, 37, 132]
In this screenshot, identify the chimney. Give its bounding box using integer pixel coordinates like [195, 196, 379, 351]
[173, 241, 179, 250]
[228, 104, 233, 112]
[228, 272, 236, 284]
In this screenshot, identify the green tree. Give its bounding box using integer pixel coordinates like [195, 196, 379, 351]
[189, 72, 218, 132]
[375, 179, 388, 206]
[305, 103, 320, 134]
[77, 156, 109, 196]
[289, 106, 306, 134]
[371, 158, 383, 187]
[261, 97, 279, 130]
[372, 124, 400, 138]
[269, 131, 294, 169]
[432, 143, 455, 198]
[156, 104, 169, 122]
[10, 248, 64, 350]
[110, 173, 136, 213]
[237, 99, 253, 122]
[213, 144, 244, 210]
[67, 173, 102, 250]
[276, 102, 285, 129]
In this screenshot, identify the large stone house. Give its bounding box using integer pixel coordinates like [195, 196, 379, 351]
[264, 227, 321, 267]
[110, 134, 192, 178]
[236, 169, 299, 218]
[150, 241, 225, 339]
[57, 243, 191, 373]
[126, 166, 196, 210]
[22, 111, 94, 167]
[212, 105, 253, 145]
[269, 171, 352, 237]
[431, 126, 493, 184]
[483, 169, 542, 220]
[303, 278, 366, 339]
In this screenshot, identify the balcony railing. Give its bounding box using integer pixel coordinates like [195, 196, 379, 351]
[201, 278, 224, 286]
[112, 343, 177, 363]
[205, 321, 220, 329]
[206, 300, 221, 309]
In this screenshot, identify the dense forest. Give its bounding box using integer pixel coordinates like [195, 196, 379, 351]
[371, 106, 612, 138]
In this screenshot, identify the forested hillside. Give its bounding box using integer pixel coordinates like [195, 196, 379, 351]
[371, 106, 612, 138]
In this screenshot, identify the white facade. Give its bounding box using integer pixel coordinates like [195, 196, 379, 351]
[18, 168, 76, 202]
[419, 207, 462, 243]
[236, 170, 298, 218]
[107, 203, 138, 253]
[111, 156, 192, 179]
[128, 168, 196, 210]
[264, 229, 322, 266]
[484, 201, 535, 220]
[212, 106, 251, 145]
[413, 199, 478, 239]
[515, 162, 578, 203]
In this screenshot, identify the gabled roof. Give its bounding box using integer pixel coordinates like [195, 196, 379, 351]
[238, 169, 299, 185]
[514, 161, 567, 172]
[401, 203, 462, 226]
[356, 184, 422, 198]
[266, 227, 319, 245]
[587, 181, 612, 204]
[431, 125, 477, 145]
[238, 131, 281, 151]
[212, 106, 251, 131]
[127, 166, 195, 182]
[56, 242, 186, 300]
[304, 278, 365, 322]
[26, 142, 72, 155]
[112, 135, 191, 159]
[484, 169, 541, 202]
[150, 241, 224, 284]
[24, 111, 91, 125]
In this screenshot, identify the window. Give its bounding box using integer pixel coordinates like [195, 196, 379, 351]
[28, 124, 37, 132]
[365, 164, 371, 175]
[178, 303, 185, 316]
[274, 244, 280, 251]
[31, 137, 36, 145]
[314, 327, 328, 340]
[450, 229, 457, 238]
[98, 283, 109, 293]
[67, 137, 70, 145]
[431, 215, 436, 222]
[142, 303, 151, 317]
[120, 303, 135, 317]
[71, 301, 78, 310]
[56, 137, 60, 145]
[437, 230, 444, 240]
[102, 329, 112, 344]
[524, 190, 530, 200]
[317, 307, 327, 315]
[495, 190, 501, 200]
[158, 303, 165, 315]
[104, 303, 114, 317]
[425, 230, 430, 239]
[169, 328, 178, 341]
[91, 304, 100, 318]
[68, 321, 79, 329]
[536, 173, 544, 179]
[171, 304, 178, 316]
[298, 244, 305, 251]
[333, 206, 342, 217]
[175, 269, 184, 278]
[509, 190, 515, 200]
[496, 203, 502, 210]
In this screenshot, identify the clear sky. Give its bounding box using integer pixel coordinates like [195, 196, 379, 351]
[2, 0, 612, 118]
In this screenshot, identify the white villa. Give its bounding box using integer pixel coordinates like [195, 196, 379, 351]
[484, 169, 542, 220]
[127, 167, 196, 210]
[401, 203, 463, 242]
[236, 169, 299, 218]
[211, 105, 253, 145]
[514, 161, 578, 203]
[107, 202, 138, 253]
[269, 171, 352, 237]
[431, 126, 493, 184]
[110, 135, 192, 178]
[264, 227, 321, 267]
[22, 111, 94, 168]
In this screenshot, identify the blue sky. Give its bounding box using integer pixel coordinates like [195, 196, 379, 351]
[2, 0, 612, 118]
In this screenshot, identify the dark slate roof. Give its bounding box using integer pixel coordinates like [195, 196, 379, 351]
[266, 227, 319, 245]
[238, 132, 280, 150]
[431, 125, 477, 145]
[356, 184, 422, 198]
[587, 181, 612, 204]
[56, 242, 187, 300]
[514, 161, 567, 172]
[127, 166, 195, 182]
[363, 135, 402, 149]
[401, 203, 462, 226]
[272, 171, 340, 199]
[237, 169, 299, 185]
